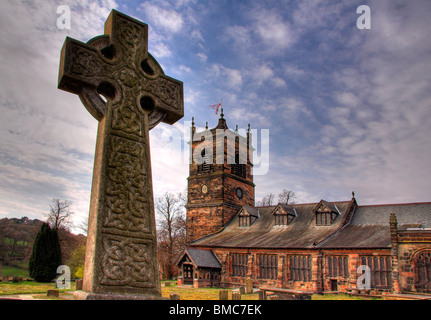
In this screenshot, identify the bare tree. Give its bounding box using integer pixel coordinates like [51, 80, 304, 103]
[47, 199, 74, 231]
[278, 189, 296, 205]
[77, 218, 88, 235]
[257, 193, 275, 206]
[257, 189, 296, 206]
[155, 192, 186, 280]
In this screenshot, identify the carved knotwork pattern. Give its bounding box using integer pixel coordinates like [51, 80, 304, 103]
[111, 98, 143, 138]
[70, 48, 103, 77]
[100, 235, 155, 287]
[148, 77, 182, 112]
[118, 20, 144, 52]
[104, 135, 150, 234]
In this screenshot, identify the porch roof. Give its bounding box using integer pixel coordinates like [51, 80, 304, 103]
[178, 247, 221, 269]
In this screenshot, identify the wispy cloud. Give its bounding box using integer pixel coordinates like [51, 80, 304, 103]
[0, 0, 117, 227]
[0, 0, 430, 228]
[139, 2, 184, 33]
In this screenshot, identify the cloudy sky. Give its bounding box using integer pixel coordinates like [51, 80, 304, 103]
[1, 0, 430, 233]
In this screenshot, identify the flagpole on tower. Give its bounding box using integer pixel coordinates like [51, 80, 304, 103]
[208, 99, 223, 116]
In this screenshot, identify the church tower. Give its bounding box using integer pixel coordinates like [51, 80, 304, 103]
[186, 110, 255, 242]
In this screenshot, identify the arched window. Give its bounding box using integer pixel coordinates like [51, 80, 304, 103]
[415, 251, 431, 292]
[231, 151, 246, 178]
[197, 148, 213, 173]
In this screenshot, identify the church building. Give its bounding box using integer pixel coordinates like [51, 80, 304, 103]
[176, 111, 431, 295]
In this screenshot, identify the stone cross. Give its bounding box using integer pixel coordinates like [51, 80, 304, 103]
[58, 10, 183, 299]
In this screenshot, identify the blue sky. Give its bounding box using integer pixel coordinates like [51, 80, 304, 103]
[1, 0, 431, 233]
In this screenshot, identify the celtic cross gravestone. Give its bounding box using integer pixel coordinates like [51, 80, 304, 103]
[58, 10, 183, 299]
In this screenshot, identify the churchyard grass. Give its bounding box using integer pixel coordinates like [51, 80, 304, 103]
[0, 280, 379, 300]
[161, 282, 259, 300]
[0, 281, 75, 296]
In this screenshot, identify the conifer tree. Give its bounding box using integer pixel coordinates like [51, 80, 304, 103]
[28, 223, 62, 282]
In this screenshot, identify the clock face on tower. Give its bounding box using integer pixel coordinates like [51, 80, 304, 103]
[201, 185, 208, 194]
[236, 187, 243, 199]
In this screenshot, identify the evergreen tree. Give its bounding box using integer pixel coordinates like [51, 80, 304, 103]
[28, 223, 62, 282]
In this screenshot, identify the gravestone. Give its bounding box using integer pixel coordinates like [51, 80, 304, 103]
[245, 278, 253, 294]
[219, 289, 229, 300]
[169, 293, 180, 300]
[58, 10, 183, 300]
[231, 292, 241, 300]
[47, 289, 60, 298]
[75, 279, 83, 290]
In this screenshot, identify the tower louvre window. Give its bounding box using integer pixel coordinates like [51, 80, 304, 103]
[197, 148, 213, 174]
[231, 151, 246, 178]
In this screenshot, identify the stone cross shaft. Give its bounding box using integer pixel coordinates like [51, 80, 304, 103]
[58, 10, 183, 298]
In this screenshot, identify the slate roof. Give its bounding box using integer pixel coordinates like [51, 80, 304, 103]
[179, 247, 221, 268]
[191, 201, 352, 249]
[318, 203, 431, 249]
[191, 201, 431, 250]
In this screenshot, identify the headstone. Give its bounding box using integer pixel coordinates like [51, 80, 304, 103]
[1, 276, 8, 283]
[245, 278, 253, 294]
[47, 289, 60, 298]
[75, 279, 83, 290]
[219, 289, 229, 300]
[239, 286, 245, 294]
[232, 292, 241, 300]
[170, 293, 180, 300]
[12, 276, 19, 283]
[58, 10, 183, 300]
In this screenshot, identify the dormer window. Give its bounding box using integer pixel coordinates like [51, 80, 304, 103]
[239, 215, 251, 227]
[238, 207, 259, 227]
[314, 200, 339, 226]
[273, 204, 296, 226]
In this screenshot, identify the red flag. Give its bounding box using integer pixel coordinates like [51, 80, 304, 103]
[209, 100, 222, 115]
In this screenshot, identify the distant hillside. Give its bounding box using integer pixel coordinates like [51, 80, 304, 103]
[0, 217, 86, 272]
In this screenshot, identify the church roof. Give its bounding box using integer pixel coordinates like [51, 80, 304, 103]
[190, 201, 431, 250]
[190, 200, 353, 249]
[317, 202, 431, 248]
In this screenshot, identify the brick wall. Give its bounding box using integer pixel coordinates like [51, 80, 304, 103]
[396, 230, 431, 293]
[194, 246, 401, 294]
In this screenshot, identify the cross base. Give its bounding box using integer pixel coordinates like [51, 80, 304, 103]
[73, 290, 168, 300]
